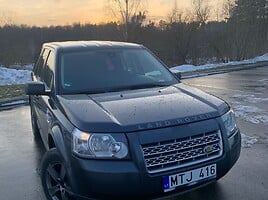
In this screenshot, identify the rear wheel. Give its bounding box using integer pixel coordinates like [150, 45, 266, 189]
[41, 148, 75, 200]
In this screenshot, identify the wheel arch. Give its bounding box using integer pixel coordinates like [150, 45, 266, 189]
[49, 125, 70, 165]
[48, 125, 79, 196]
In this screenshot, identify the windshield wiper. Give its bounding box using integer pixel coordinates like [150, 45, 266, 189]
[110, 83, 170, 91]
[68, 83, 170, 94]
[75, 89, 110, 94]
[128, 83, 170, 90]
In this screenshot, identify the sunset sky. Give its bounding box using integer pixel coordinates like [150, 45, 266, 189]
[0, 0, 224, 26]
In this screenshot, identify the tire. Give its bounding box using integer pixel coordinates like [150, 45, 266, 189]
[30, 105, 40, 139]
[41, 148, 75, 200]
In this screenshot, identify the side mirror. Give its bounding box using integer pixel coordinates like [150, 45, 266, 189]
[25, 82, 50, 96]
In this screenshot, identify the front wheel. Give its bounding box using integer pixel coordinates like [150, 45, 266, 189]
[41, 148, 75, 200]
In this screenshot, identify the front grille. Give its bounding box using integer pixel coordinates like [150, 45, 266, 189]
[141, 130, 223, 173]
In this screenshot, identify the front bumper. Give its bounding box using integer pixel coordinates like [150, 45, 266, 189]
[69, 129, 241, 200]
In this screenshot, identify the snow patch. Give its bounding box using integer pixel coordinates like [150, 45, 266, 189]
[241, 133, 258, 148]
[244, 115, 268, 124]
[0, 66, 32, 85]
[233, 104, 268, 124]
[171, 64, 215, 73]
[258, 79, 268, 82]
[231, 93, 268, 124]
[232, 94, 268, 103]
[170, 53, 268, 73]
[234, 105, 263, 113]
[251, 53, 268, 62]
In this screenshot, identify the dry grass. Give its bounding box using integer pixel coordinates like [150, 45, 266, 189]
[0, 85, 27, 101]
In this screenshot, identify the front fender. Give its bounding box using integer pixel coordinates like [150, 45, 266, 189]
[50, 125, 70, 165]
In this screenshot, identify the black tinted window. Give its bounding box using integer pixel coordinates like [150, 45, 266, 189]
[60, 49, 177, 94]
[34, 49, 50, 79]
[42, 51, 54, 89]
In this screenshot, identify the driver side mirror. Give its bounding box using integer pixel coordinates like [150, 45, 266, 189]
[25, 82, 50, 96]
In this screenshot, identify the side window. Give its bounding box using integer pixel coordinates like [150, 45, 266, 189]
[42, 51, 54, 89]
[33, 50, 44, 77]
[34, 49, 50, 80]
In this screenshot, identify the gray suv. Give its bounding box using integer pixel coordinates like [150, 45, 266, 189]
[26, 41, 241, 200]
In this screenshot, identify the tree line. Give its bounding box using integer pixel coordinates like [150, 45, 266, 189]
[0, 0, 267, 67]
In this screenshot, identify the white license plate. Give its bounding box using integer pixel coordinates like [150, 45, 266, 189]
[163, 164, 216, 192]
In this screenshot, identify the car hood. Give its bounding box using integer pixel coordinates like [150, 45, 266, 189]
[57, 83, 229, 133]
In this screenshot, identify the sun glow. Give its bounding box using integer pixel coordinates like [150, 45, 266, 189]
[0, 0, 223, 26]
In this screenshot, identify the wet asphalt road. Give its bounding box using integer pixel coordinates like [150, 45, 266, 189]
[0, 106, 46, 199]
[0, 66, 268, 200]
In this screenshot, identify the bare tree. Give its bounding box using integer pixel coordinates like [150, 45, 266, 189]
[222, 0, 236, 21]
[168, 0, 182, 23]
[192, 0, 210, 26]
[167, 2, 200, 64]
[168, 0, 193, 24]
[0, 11, 16, 26]
[106, 0, 146, 41]
[128, 11, 146, 41]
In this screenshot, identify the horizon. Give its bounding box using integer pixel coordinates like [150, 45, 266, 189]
[0, 0, 224, 26]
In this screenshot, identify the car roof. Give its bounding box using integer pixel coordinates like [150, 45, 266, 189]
[43, 41, 143, 52]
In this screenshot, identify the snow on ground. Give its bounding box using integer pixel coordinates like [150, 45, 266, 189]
[227, 76, 268, 148]
[0, 65, 32, 86]
[231, 105, 263, 148]
[231, 93, 268, 125]
[170, 53, 268, 73]
[234, 104, 268, 124]
[230, 92, 267, 148]
[241, 133, 258, 148]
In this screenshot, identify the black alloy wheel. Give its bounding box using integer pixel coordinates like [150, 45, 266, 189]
[41, 148, 75, 200]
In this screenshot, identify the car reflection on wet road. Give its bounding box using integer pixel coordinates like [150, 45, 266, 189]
[0, 66, 267, 200]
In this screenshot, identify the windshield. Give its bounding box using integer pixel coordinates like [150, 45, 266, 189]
[60, 48, 178, 94]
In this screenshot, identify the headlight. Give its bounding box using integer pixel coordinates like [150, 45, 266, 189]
[221, 109, 237, 137]
[72, 128, 128, 159]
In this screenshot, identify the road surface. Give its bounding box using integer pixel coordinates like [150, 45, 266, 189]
[179, 66, 268, 200]
[0, 66, 267, 200]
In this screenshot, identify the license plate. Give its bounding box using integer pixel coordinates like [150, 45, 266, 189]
[163, 164, 216, 192]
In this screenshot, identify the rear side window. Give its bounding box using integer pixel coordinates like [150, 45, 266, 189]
[33, 48, 54, 89]
[34, 49, 50, 79]
[42, 51, 54, 89]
